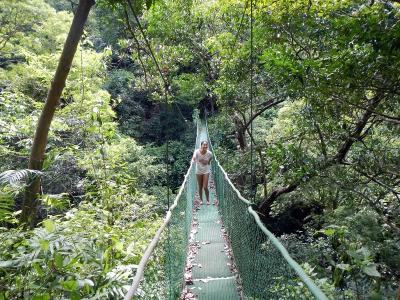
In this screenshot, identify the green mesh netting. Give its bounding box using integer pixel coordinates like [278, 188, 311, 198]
[136, 120, 327, 300]
[206, 120, 328, 300]
[164, 162, 196, 299]
[137, 123, 199, 300]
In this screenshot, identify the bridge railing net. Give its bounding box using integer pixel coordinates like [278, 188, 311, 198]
[164, 164, 196, 299]
[135, 120, 326, 299]
[162, 125, 199, 299]
[139, 165, 195, 299]
[206, 122, 327, 300]
[137, 125, 199, 299]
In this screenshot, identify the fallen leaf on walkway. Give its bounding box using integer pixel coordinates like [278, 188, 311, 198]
[181, 288, 197, 299]
[184, 273, 193, 285]
[182, 174, 243, 299]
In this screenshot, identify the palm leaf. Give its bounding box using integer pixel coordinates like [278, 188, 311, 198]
[0, 169, 43, 186]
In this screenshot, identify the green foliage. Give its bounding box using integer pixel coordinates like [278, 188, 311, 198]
[0, 201, 162, 299]
[206, 0, 400, 297]
[144, 136, 195, 191]
[0, 170, 43, 224]
[0, 0, 171, 297]
[0, 188, 17, 225]
[172, 73, 207, 105]
[1, 0, 399, 297]
[0, 0, 53, 58]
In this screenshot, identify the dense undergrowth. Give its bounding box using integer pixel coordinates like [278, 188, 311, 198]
[0, 0, 193, 298]
[0, 0, 399, 299]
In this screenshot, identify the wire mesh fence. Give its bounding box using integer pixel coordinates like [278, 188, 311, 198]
[133, 120, 328, 299]
[134, 122, 200, 299]
[207, 120, 328, 300]
[164, 164, 195, 299]
[138, 164, 196, 299]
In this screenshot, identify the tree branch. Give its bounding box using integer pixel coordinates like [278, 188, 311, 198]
[313, 120, 327, 159]
[245, 126, 268, 200]
[258, 93, 384, 215]
[243, 98, 285, 131]
[123, 6, 148, 85]
[350, 165, 400, 201]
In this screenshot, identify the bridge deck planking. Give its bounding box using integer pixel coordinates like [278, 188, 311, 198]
[189, 196, 240, 299]
[187, 126, 240, 300]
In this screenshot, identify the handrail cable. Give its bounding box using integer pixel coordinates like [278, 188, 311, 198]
[122, 0, 329, 298]
[204, 120, 328, 300]
[248, 207, 329, 300]
[123, 123, 199, 300]
[125, 0, 186, 123]
[124, 119, 329, 299]
[123, 163, 193, 299]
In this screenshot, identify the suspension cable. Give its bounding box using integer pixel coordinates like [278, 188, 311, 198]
[250, 1, 258, 297]
[124, 0, 170, 206]
[126, 0, 168, 89]
[79, 40, 85, 110]
[224, 0, 249, 110]
[231, 0, 249, 58]
[222, 0, 250, 156]
[125, 0, 186, 121]
[250, 0, 254, 202]
[124, 1, 171, 298]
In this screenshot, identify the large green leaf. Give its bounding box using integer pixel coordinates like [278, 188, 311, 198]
[362, 264, 381, 277]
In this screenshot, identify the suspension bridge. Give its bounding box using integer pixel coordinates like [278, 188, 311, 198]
[124, 120, 329, 300]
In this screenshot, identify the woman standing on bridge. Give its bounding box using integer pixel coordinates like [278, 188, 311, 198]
[193, 141, 213, 205]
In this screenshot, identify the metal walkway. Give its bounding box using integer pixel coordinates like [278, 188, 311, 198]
[184, 126, 241, 299]
[188, 193, 240, 299]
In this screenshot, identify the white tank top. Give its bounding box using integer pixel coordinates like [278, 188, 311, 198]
[194, 149, 212, 174]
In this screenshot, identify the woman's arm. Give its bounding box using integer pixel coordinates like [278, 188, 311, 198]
[192, 150, 197, 163]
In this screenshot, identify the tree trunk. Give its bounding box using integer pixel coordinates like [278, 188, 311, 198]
[210, 96, 215, 115]
[258, 94, 383, 216]
[246, 126, 268, 200]
[233, 112, 246, 151]
[20, 0, 95, 227]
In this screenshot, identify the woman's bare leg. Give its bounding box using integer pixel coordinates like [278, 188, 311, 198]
[196, 174, 204, 204]
[203, 173, 210, 204]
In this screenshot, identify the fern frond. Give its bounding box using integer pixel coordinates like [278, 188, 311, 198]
[0, 169, 43, 186]
[0, 191, 14, 222]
